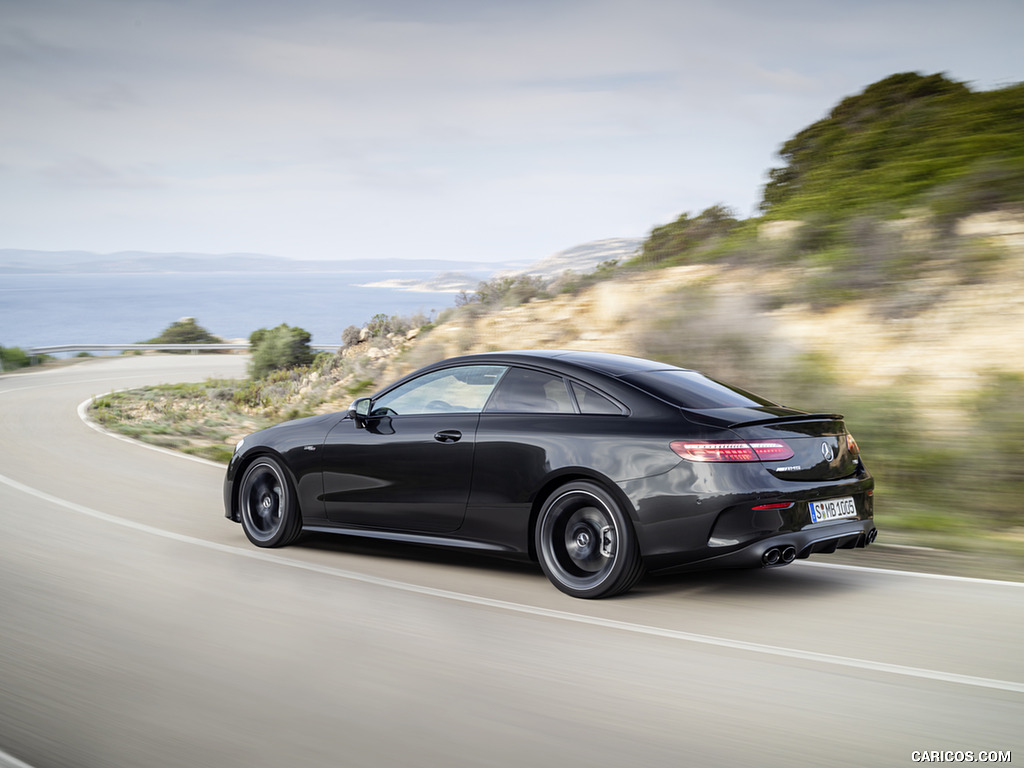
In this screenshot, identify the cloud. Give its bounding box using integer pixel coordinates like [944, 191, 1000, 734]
[72, 82, 144, 112]
[0, 0, 1021, 260]
[40, 156, 166, 189]
[0, 24, 77, 69]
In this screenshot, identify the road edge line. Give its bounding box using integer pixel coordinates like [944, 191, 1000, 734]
[77, 394, 224, 469]
[0, 747, 36, 768]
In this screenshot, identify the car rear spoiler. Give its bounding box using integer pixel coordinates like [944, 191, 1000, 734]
[726, 412, 844, 429]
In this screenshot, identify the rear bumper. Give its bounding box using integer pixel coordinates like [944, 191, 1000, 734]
[621, 460, 876, 573]
[646, 517, 877, 574]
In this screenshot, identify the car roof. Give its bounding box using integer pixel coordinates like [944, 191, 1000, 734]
[435, 350, 688, 378]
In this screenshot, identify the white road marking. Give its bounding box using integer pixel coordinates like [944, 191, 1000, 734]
[0, 749, 35, 768]
[2, 471, 1022, 695]
[800, 559, 1024, 587]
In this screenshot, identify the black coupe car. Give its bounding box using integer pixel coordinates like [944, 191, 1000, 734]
[224, 350, 876, 598]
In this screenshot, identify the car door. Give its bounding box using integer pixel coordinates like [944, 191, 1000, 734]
[321, 364, 507, 533]
[471, 368, 631, 509]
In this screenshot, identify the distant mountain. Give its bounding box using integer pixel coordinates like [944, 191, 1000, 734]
[349, 238, 645, 291]
[0, 250, 279, 274]
[503, 238, 642, 279]
[351, 271, 483, 293]
[0, 250, 514, 275]
[0, 240, 642, 280]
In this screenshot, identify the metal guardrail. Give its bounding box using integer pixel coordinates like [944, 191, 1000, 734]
[26, 343, 342, 355]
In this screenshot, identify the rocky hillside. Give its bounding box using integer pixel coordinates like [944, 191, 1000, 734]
[370, 210, 1024, 415]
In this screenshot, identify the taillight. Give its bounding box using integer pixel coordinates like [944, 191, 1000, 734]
[670, 440, 794, 462]
[846, 432, 860, 456]
[750, 441, 796, 461]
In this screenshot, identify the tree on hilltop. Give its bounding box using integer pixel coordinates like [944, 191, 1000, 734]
[144, 317, 221, 346]
[759, 72, 1024, 218]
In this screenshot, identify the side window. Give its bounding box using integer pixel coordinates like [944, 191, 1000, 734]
[484, 368, 574, 413]
[373, 365, 507, 415]
[570, 381, 624, 415]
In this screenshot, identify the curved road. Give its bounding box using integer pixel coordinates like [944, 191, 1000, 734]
[1, 356, 1021, 768]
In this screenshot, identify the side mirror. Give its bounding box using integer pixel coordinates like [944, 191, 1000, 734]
[346, 397, 372, 428]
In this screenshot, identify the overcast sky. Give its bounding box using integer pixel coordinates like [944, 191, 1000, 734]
[2, 0, 1021, 264]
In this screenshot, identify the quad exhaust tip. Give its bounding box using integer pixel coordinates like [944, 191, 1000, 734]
[763, 529, 877, 565]
[762, 546, 797, 567]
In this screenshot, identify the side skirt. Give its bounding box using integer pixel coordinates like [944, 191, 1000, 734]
[302, 525, 517, 552]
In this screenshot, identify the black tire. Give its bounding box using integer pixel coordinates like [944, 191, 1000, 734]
[238, 456, 303, 547]
[535, 481, 645, 598]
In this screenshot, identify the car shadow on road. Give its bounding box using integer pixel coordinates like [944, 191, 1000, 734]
[632, 560, 867, 600]
[296, 531, 864, 600]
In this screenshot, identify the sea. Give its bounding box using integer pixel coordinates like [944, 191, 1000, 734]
[0, 271, 486, 352]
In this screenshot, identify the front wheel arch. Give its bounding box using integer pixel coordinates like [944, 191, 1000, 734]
[230, 449, 294, 520]
[237, 454, 303, 547]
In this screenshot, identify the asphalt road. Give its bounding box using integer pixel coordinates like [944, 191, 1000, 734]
[1, 356, 1021, 768]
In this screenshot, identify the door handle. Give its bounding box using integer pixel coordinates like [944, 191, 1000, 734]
[434, 430, 462, 443]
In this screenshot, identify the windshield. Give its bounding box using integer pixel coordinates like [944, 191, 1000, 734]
[623, 370, 778, 409]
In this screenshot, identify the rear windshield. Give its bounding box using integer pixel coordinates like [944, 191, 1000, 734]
[623, 370, 778, 409]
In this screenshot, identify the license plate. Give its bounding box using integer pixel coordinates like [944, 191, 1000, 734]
[809, 496, 857, 523]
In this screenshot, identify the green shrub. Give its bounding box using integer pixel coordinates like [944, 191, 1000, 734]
[959, 373, 1024, 524]
[184, 445, 235, 463]
[345, 379, 376, 396]
[341, 325, 362, 346]
[249, 324, 313, 379]
[0, 345, 30, 371]
[366, 313, 398, 336]
[457, 275, 548, 309]
[634, 205, 739, 267]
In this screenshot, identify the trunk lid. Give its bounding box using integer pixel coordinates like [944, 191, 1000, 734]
[683, 407, 859, 481]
